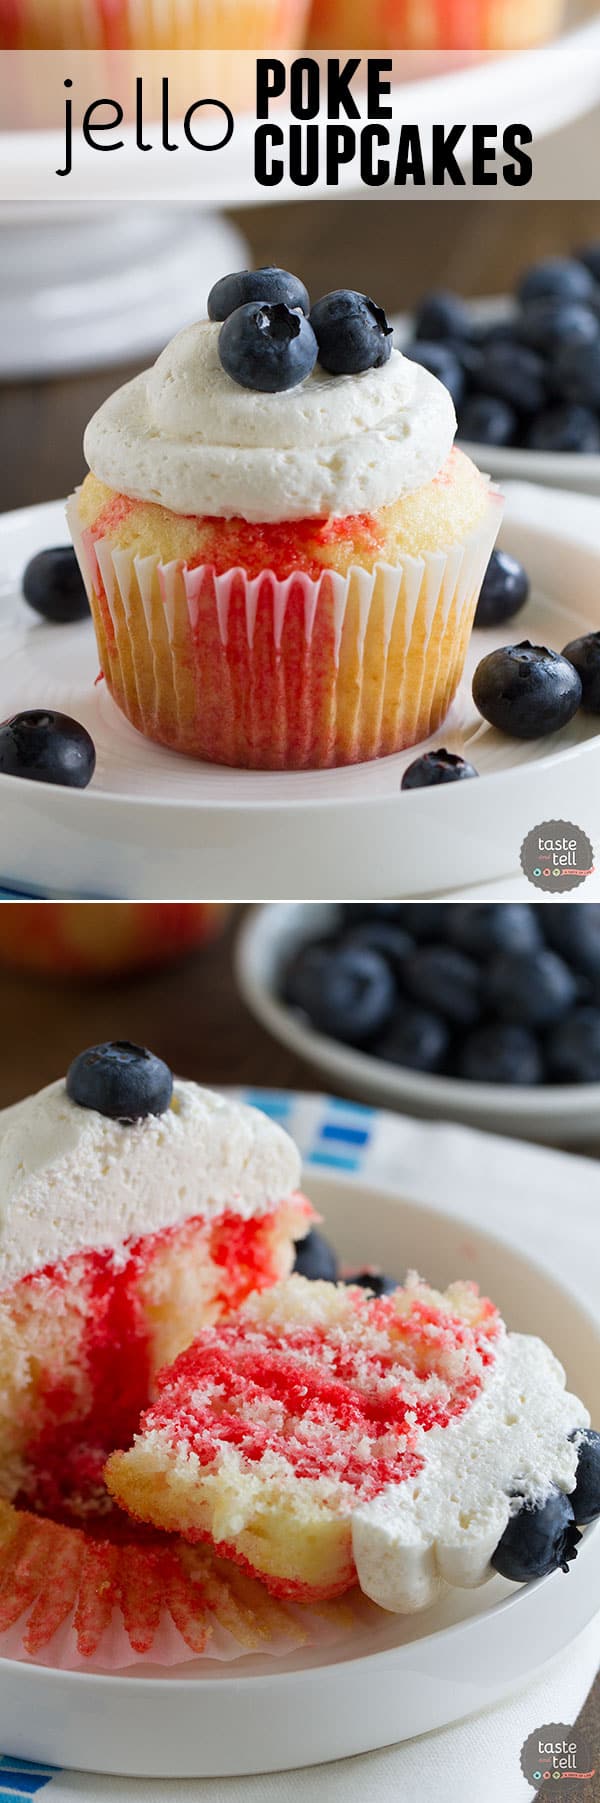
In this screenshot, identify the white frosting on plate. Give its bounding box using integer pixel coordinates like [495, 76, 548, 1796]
[83, 321, 457, 524]
[0, 1079, 301, 1290]
[352, 1331, 590, 1613]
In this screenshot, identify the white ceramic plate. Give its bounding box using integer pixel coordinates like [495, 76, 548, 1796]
[0, 1164, 598, 1777]
[0, 484, 599, 899]
[236, 905, 600, 1145]
[395, 295, 600, 499]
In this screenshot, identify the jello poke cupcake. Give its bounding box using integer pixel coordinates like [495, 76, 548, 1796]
[68, 266, 502, 770]
[306, 0, 563, 49]
[3, 0, 309, 50]
[107, 1272, 598, 1610]
[0, 1044, 311, 1518]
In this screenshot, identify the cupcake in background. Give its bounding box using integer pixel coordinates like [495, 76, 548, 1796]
[307, 0, 563, 48]
[2, 0, 309, 49]
[0, 902, 229, 978]
[68, 267, 502, 771]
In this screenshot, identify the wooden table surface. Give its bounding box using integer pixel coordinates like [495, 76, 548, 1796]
[0, 905, 597, 1785]
[2, 198, 600, 513]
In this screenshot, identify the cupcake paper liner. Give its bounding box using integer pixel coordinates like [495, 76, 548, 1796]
[307, 0, 563, 49]
[12, 0, 310, 49]
[0, 1502, 372, 1671]
[68, 488, 502, 771]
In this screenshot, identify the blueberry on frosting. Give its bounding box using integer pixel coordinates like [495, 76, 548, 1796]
[491, 1490, 581, 1582]
[218, 302, 318, 393]
[211, 271, 395, 391]
[208, 266, 310, 322]
[309, 289, 394, 375]
[570, 1427, 600, 1524]
[66, 1041, 173, 1123]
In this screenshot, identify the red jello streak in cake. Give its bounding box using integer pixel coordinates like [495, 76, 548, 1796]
[14, 1206, 294, 1521]
[89, 495, 385, 583]
[148, 1297, 500, 1504]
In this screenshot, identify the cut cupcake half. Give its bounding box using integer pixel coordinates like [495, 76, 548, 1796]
[0, 1048, 311, 1520]
[106, 1270, 591, 1611]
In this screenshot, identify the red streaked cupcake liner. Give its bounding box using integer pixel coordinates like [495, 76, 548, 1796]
[0, 1503, 369, 1671]
[307, 0, 562, 49]
[67, 488, 503, 770]
[10, 0, 310, 50]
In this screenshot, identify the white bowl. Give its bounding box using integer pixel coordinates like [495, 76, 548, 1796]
[0, 1163, 598, 1777]
[236, 905, 600, 1146]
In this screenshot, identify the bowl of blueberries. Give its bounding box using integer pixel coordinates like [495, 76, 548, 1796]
[397, 244, 600, 495]
[237, 902, 600, 1146]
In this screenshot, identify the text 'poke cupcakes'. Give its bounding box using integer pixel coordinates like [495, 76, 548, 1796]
[68, 269, 502, 771]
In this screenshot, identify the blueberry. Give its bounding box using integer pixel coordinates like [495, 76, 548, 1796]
[405, 341, 465, 410]
[22, 546, 89, 624]
[208, 266, 309, 322]
[0, 709, 96, 788]
[517, 256, 596, 308]
[338, 905, 408, 925]
[457, 1022, 543, 1085]
[345, 1271, 398, 1296]
[485, 947, 578, 1028]
[570, 1428, 600, 1523]
[473, 549, 529, 629]
[218, 302, 317, 394]
[553, 339, 600, 408]
[383, 905, 445, 940]
[563, 633, 600, 711]
[474, 342, 546, 416]
[576, 242, 600, 284]
[447, 904, 542, 961]
[403, 945, 481, 1028]
[341, 921, 414, 979]
[294, 1228, 339, 1283]
[310, 290, 393, 376]
[282, 943, 395, 1046]
[543, 905, 600, 976]
[517, 299, 599, 358]
[547, 1008, 600, 1083]
[527, 405, 600, 455]
[472, 642, 583, 739]
[457, 394, 517, 448]
[491, 1490, 581, 1582]
[401, 749, 478, 788]
[474, 318, 518, 348]
[372, 1004, 449, 1073]
[446, 338, 484, 383]
[413, 290, 473, 343]
[66, 1041, 173, 1122]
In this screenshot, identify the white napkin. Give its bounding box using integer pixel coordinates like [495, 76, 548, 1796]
[4, 1092, 598, 1803]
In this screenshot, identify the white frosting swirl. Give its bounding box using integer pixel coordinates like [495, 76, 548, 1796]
[353, 1332, 589, 1613]
[84, 321, 456, 524]
[0, 1078, 301, 1290]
